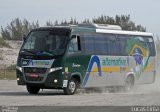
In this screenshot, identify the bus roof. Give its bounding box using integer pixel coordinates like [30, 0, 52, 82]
[74, 23, 153, 36]
[34, 23, 153, 37]
[96, 29, 153, 36]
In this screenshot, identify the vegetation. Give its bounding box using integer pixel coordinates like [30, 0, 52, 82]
[0, 64, 16, 79]
[0, 70, 16, 80]
[7, 64, 16, 70]
[0, 38, 11, 48]
[1, 18, 39, 40]
[92, 15, 146, 31]
[1, 15, 146, 40]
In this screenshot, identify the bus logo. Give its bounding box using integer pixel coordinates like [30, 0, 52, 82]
[82, 55, 102, 87]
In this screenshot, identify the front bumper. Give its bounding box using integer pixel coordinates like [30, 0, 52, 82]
[16, 68, 63, 89]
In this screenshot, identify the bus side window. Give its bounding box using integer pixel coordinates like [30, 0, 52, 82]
[118, 35, 128, 56]
[94, 34, 107, 55]
[81, 36, 94, 55]
[68, 37, 81, 52]
[142, 36, 156, 56]
[106, 34, 118, 55]
[148, 42, 156, 56]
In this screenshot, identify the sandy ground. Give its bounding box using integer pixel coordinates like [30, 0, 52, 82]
[0, 73, 160, 106]
[0, 41, 21, 68]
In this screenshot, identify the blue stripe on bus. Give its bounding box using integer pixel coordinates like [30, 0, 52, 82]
[82, 55, 102, 87]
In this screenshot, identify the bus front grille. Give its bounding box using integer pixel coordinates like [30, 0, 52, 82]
[24, 67, 47, 74]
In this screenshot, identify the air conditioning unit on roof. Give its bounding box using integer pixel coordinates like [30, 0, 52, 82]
[78, 23, 122, 30]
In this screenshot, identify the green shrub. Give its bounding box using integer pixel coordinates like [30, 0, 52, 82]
[0, 38, 11, 48]
[7, 64, 16, 70]
[0, 70, 16, 80]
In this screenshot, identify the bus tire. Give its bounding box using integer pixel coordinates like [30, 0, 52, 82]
[63, 78, 78, 95]
[26, 85, 40, 94]
[124, 75, 134, 91]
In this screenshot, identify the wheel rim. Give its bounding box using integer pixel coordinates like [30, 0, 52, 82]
[68, 80, 76, 93]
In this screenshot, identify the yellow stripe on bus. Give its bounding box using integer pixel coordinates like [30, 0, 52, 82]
[92, 67, 121, 72]
[144, 60, 155, 72]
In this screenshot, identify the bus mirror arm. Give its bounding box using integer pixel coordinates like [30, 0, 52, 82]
[70, 35, 77, 40]
[22, 34, 27, 41]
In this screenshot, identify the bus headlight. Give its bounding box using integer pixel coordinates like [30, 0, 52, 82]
[54, 79, 58, 83]
[49, 67, 63, 73]
[16, 66, 22, 72]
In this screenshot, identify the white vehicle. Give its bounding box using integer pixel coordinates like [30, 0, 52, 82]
[16, 23, 156, 95]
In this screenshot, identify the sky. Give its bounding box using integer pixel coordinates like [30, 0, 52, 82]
[0, 0, 160, 38]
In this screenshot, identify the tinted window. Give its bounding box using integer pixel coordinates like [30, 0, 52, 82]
[80, 33, 120, 55]
[148, 42, 156, 56]
[79, 33, 155, 56]
[117, 35, 128, 56]
[81, 33, 94, 55]
[21, 30, 68, 56]
[143, 36, 156, 56]
[94, 34, 108, 55]
[128, 36, 155, 57]
[68, 38, 78, 51]
[105, 34, 119, 55]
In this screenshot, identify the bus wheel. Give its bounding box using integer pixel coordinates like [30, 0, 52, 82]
[63, 78, 78, 95]
[124, 75, 134, 91]
[26, 85, 40, 94]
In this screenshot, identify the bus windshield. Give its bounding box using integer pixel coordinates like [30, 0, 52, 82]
[21, 30, 69, 56]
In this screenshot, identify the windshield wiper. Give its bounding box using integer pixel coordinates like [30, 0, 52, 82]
[36, 51, 54, 56]
[21, 49, 35, 55]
